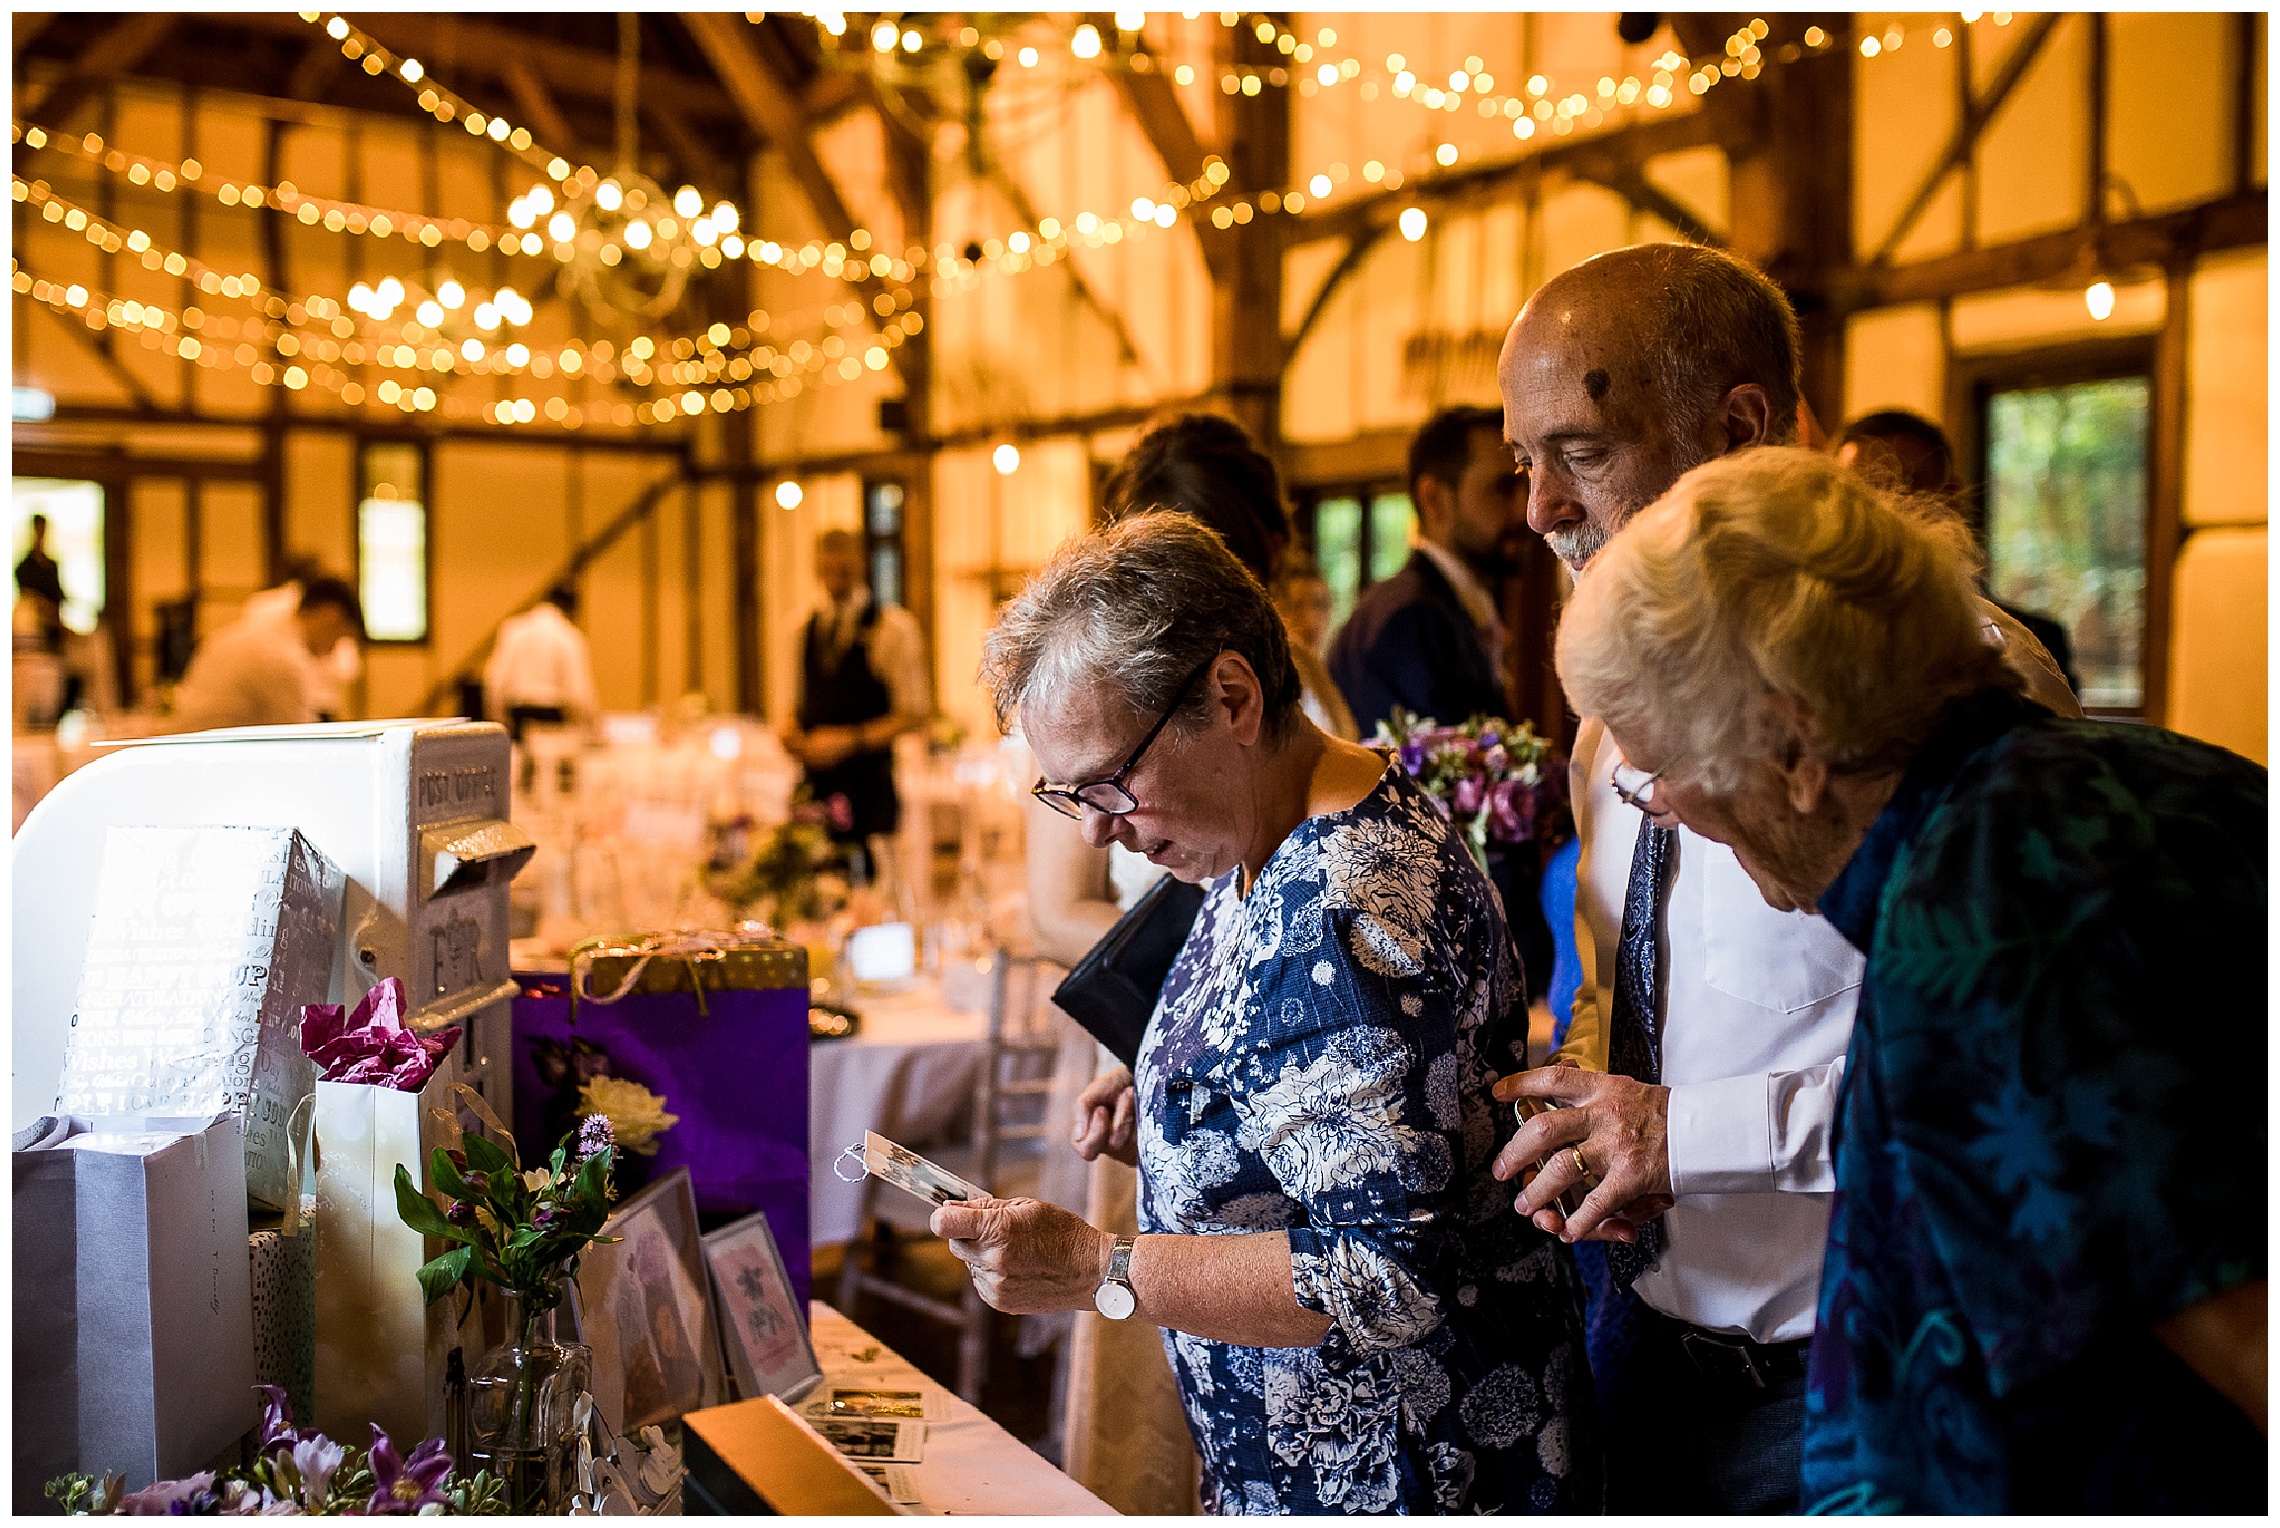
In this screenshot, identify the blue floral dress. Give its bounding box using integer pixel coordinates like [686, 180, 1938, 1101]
[1136, 763, 1597, 1514]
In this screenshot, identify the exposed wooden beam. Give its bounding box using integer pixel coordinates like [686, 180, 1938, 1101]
[284, 37, 343, 104]
[1842, 188, 2267, 309]
[1871, 12, 2061, 264]
[1210, 14, 1291, 449]
[216, 12, 743, 122]
[2235, 12, 2260, 196]
[1598, 166, 1724, 248]
[500, 57, 579, 160]
[1294, 109, 1721, 248]
[1112, 63, 1232, 281]
[41, 307, 164, 415]
[14, 12, 55, 56]
[2144, 264, 2190, 727]
[683, 10, 857, 238]
[1284, 235, 1371, 358]
[638, 98, 739, 198]
[978, 150, 1144, 370]
[805, 70, 866, 124]
[14, 12, 176, 153]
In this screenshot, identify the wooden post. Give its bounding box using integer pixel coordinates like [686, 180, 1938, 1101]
[1209, 16, 1291, 453]
[2144, 265, 2190, 727]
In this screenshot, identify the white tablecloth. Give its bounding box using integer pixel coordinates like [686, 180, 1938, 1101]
[809, 983, 990, 1246]
[808, 1302, 1117, 1515]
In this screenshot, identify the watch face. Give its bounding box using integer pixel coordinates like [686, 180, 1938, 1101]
[1094, 1280, 1137, 1321]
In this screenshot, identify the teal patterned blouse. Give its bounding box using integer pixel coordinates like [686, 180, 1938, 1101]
[1802, 689, 2267, 1514]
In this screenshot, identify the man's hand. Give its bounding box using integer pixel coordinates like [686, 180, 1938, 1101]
[930, 1197, 1112, 1314]
[1492, 1065, 1674, 1243]
[799, 725, 863, 769]
[1071, 1068, 1137, 1167]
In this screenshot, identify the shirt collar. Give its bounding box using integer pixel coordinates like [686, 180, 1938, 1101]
[1816, 686, 2045, 953]
[1413, 540, 1500, 636]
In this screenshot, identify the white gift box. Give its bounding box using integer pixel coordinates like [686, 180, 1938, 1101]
[56, 825, 345, 1211]
[11, 1112, 259, 1508]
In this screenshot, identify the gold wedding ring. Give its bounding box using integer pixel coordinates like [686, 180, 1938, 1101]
[1568, 1146, 1591, 1181]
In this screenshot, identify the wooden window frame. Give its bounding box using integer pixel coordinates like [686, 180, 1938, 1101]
[1951, 334, 2163, 720]
[353, 433, 434, 648]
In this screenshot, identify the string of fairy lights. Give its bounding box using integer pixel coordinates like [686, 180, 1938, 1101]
[13, 12, 2017, 431]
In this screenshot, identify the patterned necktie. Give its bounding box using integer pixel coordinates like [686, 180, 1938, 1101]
[1603, 821, 1674, 1290]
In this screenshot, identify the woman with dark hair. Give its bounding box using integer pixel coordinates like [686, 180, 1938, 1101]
[1099, 412, 1291, 582]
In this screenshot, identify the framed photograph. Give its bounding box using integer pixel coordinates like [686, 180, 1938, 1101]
[702, 1210, 824, 1404]
[574, 1166, 728, 1434]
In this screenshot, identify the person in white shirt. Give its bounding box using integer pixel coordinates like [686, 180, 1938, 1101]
[245, 560, 363, 718]
[172, 577, 365, 732]
[786, 528, 930, 849]
[1487, 243, 2079, 1512]
[484, 583, 599, 740]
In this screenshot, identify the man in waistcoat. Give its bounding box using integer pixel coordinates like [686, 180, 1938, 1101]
[787, 528, 930, 851]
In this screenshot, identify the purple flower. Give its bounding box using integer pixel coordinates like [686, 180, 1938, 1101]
[459, 1170, 490, 1195]
[117, 1472, 215, 1514]
[1452, 776, 1486, 817]
[1487, 779, 1538, 843]
[1477, 728, 1501, 749]
[255, 1384, 301, 1454]
[445, 1201, 477, 1227]
[577, 1113, 614, 1159]
[825, 792, 855, 834]
[533, 1207, 566, 1233]
[360, 1428, 452, 1514]
[1397, 740, 1427, 776]
[1481, 743, 1509, 778]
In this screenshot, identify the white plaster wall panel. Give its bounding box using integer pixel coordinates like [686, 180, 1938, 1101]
[2182, 250, 2269, 528]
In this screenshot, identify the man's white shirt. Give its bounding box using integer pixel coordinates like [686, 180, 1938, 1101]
[1555, 716, 1862, 1344]
[485, 602, 598, 717]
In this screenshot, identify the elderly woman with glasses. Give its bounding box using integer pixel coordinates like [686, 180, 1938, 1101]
[1544, 447, 2265, 1514]
[935, 512, 1597, 1514]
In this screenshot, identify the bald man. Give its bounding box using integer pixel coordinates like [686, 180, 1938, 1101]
[1488, 244, 2078, 1513]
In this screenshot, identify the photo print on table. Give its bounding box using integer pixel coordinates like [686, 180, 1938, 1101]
[701, 1209, 823, 1404]
[574, 1166, 727, 1434]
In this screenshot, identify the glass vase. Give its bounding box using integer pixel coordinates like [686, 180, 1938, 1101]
[465, 1288, 593, 1514]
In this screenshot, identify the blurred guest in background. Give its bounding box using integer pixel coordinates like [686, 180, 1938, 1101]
[786, 527, 930, 851]
[15, 513, 66, 628]
[965, 511, 1597, 1514]
[1328, 404, 1526, 737]
[172, 577, 364, 731]
[485, 582, 599, 741]
[245, 556, 364, 719]
[1836, 408, 2080, 695]
[1555, 445, 2266, 1513]
[1270, 548, 1355, 741]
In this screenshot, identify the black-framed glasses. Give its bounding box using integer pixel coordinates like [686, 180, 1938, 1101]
[1032, 654, 1217, 820]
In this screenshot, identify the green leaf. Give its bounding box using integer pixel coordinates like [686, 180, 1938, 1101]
[395, 1165, 456, 1238]
[416, 1245, 474, 1305]
[461, 1131, 513, 1176]
[429, 1148, 472, 1202]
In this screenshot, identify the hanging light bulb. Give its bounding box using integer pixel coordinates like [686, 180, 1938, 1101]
[624, 219, 653, 251]
[1116, 9, 1146, 31]
[415, 299, 444, 326]
[527, 185, 554, 216]
[1072, 23, 1102, 58]
[595, 180, 624, 212]
[1399, 207, 1429, 241]
[775, 480, 805, 510]
[674, 184, 703, 219]
[993, 442, 1021, 474]
[436, 279, 465, 309]
[871, 19, 898, 52]
[712, 200, 739, 234]
[548, 211, 576, 242]
[2085, 280, 2116, 321]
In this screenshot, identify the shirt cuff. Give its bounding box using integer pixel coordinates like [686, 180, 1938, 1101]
[1665, 1073, 1776, 1197]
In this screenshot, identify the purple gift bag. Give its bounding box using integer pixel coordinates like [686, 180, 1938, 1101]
[513, 951, 811, 1308]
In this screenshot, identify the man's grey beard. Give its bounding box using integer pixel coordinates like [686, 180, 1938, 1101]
[1546, 520, 1614, 569]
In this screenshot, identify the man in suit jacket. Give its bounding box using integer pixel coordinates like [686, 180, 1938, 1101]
[1329, 406, 1549, 982]
[1328, 405, 1527, 736]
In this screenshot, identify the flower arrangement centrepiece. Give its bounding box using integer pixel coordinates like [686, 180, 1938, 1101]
[1374, 708, 1570, 875]
[395, 1090, 618, 1514]
[46, 1385, 508, 1515]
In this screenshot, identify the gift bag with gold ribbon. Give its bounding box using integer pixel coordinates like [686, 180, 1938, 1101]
[511, 931, 812, 1305]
